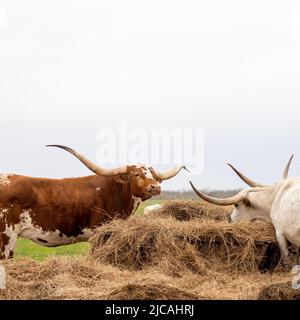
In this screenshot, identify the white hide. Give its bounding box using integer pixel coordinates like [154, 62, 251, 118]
[231, 177, 300, 263]
[132, 197, 142, 215]
[14, 210, 93, 248]
[271, 179, 300, 247]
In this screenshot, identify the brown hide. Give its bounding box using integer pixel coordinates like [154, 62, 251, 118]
[0, 174, 135, 238]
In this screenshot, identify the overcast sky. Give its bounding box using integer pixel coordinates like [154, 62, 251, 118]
[1, 0, 300, 191]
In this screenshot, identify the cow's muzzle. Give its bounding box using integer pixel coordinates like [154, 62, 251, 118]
[146, 184, 161, 196]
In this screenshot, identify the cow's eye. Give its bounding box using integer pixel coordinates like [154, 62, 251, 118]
[234, 204, 239, 208]
[135, 174, 140, 178]
[242, 199, 251, 208]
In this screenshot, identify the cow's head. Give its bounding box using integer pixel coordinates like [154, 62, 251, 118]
[47, 145, 188, 201]
[189, 182, 272, 222]
[115, 163, 186, 200]
[189, 155, 294, 223]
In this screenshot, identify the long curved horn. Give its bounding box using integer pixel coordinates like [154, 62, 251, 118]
[47, 145, 128, 176]
[227, 164, 267, 188]
[282, 155, 294, 179]
[156, 165, 189, 181]
[189, 182, 250, 206]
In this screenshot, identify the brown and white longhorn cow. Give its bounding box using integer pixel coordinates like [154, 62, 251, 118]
[0, 145, 187, 259]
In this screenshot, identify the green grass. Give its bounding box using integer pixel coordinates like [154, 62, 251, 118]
[14, 199, 166, 261]
[14, 240, 89, 262]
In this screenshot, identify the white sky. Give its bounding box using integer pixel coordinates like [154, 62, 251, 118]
[1, 0, 300, 190]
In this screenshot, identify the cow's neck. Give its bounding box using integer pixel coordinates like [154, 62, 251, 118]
[267, 180, 291, 208]
[115, 182, 142, 216]
[248, 181, 287, 221]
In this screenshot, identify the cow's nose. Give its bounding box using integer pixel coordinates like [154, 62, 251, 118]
[148, 184, 161, 193]
[228, 216, 232, 223]
[152, 184, 161, 190]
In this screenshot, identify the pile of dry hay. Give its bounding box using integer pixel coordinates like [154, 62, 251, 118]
[0, 256, 292, 300]
[90, 213, 276, 275]
[146, 200, 232, 222]
[258, 282, 300, 300]
[0, 200, 296, 300]
[0, 257, 201, 300]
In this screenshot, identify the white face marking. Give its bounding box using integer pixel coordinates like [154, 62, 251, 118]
[0, 174, 11, 186]
[143, 168, 154, 179]
[96, 187, 101, 192]
[135, 163, 154, 179]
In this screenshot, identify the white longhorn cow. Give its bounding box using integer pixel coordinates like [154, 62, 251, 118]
[190, 155, 300, 269]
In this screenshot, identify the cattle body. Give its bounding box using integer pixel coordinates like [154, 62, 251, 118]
[230, 177, 300, 267]
[0, 146, 187, 259]
[190, 156, 300, 269]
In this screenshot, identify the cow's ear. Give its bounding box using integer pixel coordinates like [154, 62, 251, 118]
[114, 174, 131, 184]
